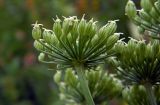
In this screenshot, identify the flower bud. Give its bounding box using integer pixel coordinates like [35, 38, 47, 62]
[32, 22, 42, 40]
[53, 17, 62, 38]
[138, 41, 146, 59]
[43, 29, 53, 44]
[38, 53, 45, 61]
[128, 39, 137, 51]
[146, 44, 153, 58]
[98, 26, 108, 39]
[85, 19, 96, 38]
[106, 33, 120, 50]
[139, 9, 151, 22]
[152, 40, 159, 54]
[59, 83, 66, 93]
[54, 71, 62, 84]
[33, 40, 44, 51]
[125, 0, 137, 18]
[106, 21, 117, 35]
[150, 7, 159, 18]
[63, 17, 74, 35]
[155, 2, 160, 12]
[65, 68, 78, 87]
[78, 16, 87, 35]
[122, 88, 130, 100]
[141, 0, 152, 12]
[114, 40, 125, 54]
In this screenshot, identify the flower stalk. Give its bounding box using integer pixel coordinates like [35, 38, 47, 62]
[76, 65, 95, 105]
[144, 83, 157, 105]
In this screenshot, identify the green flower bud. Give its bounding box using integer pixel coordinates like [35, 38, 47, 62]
[43, 29, 53, 44]
[150, 7, 159, 18]
[65, 68, 78, 87]
[70, 18, 79, 38]
[137, 41, 146, 62]
[51, 33, 59, 46]
[152, 40, 159, 55]
[38, 53, 45, 61]
[125, 0, 137, 18]
[66, 33, 73, 43]
[33, 40, 44, 51]
[59, 83, 66, 93]
[114, 40, 126, 54]
[106, 33, 120, 50]
[128, 39, 137, 51]
[53, 17, 62, 38]
[54, 71, 62, 84]
[78, 15, 87, 35]
[98, 26, 108, 39]
[145, 44, 153, 58]
[106, 21, 117, 35]
[62, 16, 74, 35]
[139, 9, 151, 22]
[85, 18, 96, 38]
[155, 1, 160, 11]
[141, 0, 152, 12]
[32, 22, 42, 40]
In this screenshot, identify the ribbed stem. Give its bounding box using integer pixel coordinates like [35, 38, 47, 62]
[76, 66, 95, 105]
[144, 83, 157, 105]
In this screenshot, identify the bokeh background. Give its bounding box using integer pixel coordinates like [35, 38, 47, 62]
[0, 0, 140, 105]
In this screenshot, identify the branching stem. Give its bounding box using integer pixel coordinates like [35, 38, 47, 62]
[144, 83, 157, 105]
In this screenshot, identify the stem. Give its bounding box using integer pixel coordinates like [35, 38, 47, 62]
[76, 65, 95, 105]
[144, 83, 157, 105]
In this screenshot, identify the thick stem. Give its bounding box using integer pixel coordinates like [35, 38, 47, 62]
[144, 83, 157, 105]
[76, 66, 95, 105]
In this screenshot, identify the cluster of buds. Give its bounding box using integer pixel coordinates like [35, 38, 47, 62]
[125, 0, 160, 39]
[123, 85, 160, 105]
[54, 67, 122, 105]
[123, 85, 149, 105]
[32, 16, 119, 70]
[114, 38, 160, 85]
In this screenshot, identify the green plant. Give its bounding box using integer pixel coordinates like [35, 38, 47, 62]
[114, 39, 160, 105]
[125, 0, 160, 39]
[32, 16, 119, 105]
[54, 67, 122, 105]
[32, 0, 160, 105]
[123, 85, 160, 105]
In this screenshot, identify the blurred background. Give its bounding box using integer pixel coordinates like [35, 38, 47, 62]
[0, 0, 140, 105]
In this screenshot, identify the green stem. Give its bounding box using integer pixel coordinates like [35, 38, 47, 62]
[76, 66, 95, 105]
[144, 83, 157, 105]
